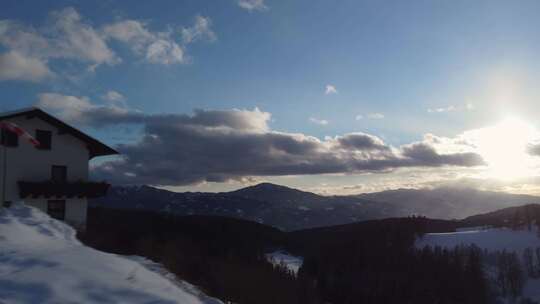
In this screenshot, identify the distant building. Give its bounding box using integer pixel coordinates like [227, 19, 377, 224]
[0, 107, 118, 228]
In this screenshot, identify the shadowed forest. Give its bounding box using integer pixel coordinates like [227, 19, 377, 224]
[79, 206, 540, 304]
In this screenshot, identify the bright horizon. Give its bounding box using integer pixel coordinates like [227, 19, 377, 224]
[4, 0, 540, 195]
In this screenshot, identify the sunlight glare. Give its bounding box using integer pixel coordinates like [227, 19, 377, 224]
[467, 117, 537, 180]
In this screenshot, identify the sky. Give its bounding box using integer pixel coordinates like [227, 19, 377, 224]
[3, 0, 540, 194]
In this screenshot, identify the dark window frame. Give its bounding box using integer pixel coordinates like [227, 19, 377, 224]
[35, 129, 52, 150]
[47, 200, 65, 220]
[1, 129, 18, 147]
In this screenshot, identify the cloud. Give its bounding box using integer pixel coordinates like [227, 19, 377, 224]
[36, 95, 486, 186]
[145, 39, 184, 65]
[36, 93, 145, 126]
[0, 7, 216, 80]
[37, 93, 272, 131]
[335, 133, 389, 151]
[427, 103, 475, 113]
[102, 90, 126, 102]
[367, 113, 384, 119]
[325, 85, 338, 95]
[101, 20, 154, 51]
[48, 8, 118, 65]
[237, 0, 268, 11]
[103, 15, 215, 65]
[527, 143, 540, 156]
[356, 113, 384, 120]
[0, 8, 117, 65]
[428, 106, 456, 113]
[181, 15, 216, 44]
[309, 117, 329, 125]
[102, 19, 186, 65]
[400, 142, 484, 167]
[0, 51, 52, 81]
[0, 8, 117, 79]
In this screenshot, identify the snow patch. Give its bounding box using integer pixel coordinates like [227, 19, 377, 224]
[265, 251, 303, 274]
[0, 202, 223, 304]
[416, 227, 540, 302]
[455, 225, 492, 232]
[416, 227, 540, 253]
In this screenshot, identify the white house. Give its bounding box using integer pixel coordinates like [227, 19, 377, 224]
[0, 107, 118, 228]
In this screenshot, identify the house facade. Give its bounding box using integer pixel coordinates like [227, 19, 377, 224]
[0, 107, 118, 228]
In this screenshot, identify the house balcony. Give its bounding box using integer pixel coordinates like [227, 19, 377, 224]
[18, 180, 111, 199]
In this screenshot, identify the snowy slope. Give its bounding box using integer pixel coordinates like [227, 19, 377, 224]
[416, 227, 540, 252]
[0, 202, 223, 304]
[416, 227, 540, 302]
[265, 251, 303, 275]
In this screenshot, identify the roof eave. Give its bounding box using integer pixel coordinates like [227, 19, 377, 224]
[0, 107, 119, 159]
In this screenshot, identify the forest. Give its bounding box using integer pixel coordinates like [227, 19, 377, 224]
[80, 207, 540, 304]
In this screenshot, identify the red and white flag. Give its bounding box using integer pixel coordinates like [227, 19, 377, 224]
[0, 121, 40, 147]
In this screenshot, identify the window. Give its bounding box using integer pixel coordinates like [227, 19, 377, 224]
[1, 129, 18, 147]
[35, 130, 52, 150]
[51, 165, 67, 182]
[47, 200, 65, 220]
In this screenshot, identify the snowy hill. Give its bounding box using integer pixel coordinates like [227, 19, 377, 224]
[0, 202, 223, 304]
[416, 227, 540, 253]
[417, 227, 540, 302]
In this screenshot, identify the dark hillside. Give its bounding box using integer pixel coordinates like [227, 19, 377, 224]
[288, 217, 459, 255]
[82, 207, 496, 304]
[461, 203, 540, 228]
[92, 183, 540, 231]
[81, 207, 319, 304]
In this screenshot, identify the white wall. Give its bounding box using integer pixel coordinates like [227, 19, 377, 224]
[0, 115, 90, 225]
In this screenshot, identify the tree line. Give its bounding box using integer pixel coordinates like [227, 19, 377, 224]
[81, 208, 540, 304]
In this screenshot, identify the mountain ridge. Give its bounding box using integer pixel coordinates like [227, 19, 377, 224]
[91, 183, 540, 231]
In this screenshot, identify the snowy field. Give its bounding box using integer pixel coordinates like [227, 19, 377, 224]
[0, 202, 223, 304]
[416, 227, 540, 253]
[265, 251, 303, 275]
[417, 227, 540, 302]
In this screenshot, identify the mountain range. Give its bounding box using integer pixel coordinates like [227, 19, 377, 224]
[90, 183, 540, 231]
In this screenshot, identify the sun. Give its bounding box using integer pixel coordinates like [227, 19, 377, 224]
[466, 117, 537, 180]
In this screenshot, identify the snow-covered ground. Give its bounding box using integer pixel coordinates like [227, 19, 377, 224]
[416, 227, 540, 252]
[416, 227, 540, 302]
[455, 225, 492, 232]
[0, 202, 223, 304]
[265, 251, 303, 274]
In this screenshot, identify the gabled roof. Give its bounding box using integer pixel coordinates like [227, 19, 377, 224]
[0, 107, 119, 159]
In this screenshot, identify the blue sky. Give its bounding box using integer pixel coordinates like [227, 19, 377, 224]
[3, 0, 540, 194]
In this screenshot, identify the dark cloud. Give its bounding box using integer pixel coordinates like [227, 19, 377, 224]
[527, 143, 540, 156]
[401, 142, 486, 167]
[91, 127, 484, 185]
[37, 95, 486, 186]
[336, 133, 390, 151]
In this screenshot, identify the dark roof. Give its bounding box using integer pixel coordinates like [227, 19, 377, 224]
[0, 107, 119, 159]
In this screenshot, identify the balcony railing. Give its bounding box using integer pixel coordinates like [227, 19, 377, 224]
[18, 181, 111, 199]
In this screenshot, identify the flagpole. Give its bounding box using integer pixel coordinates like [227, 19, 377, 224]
[2, 141, 7, 206]
[1, 130, 6, 207]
